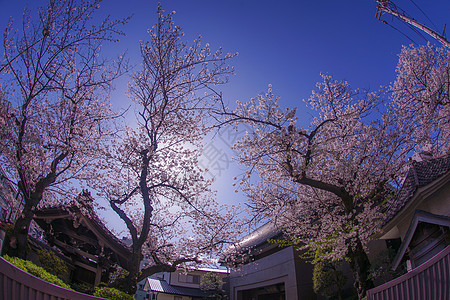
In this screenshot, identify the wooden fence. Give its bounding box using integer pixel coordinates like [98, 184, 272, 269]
[0, 256, 106, 300]
[367, 245, 450, 300]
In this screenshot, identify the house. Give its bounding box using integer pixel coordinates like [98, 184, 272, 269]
[376, 154, 450, 271]
[135, 268, 229, 300]
[220, 222, 318, 300]
[367, 154, 450, 298]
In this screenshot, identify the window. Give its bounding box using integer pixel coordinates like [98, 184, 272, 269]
[178, 273, 200, 284]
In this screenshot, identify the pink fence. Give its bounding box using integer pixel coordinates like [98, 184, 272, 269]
[0, 256, 106, 300]
[367, 245, 450, 300]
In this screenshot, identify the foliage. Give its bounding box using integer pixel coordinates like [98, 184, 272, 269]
[221, 74, 411, 298]
[1, 222, 20, 257]
[108, 267, 129, 285]
[0, 0, 128, 258]
[90, 4, 240, 293]
[390, 43, 450, 155]
[93, 287, 134, 300]
[108, 267, 130, 293]
[71, 282, 95, 295]
[3, 255, 71, 289]
[200, 272, 227, 299]
[37, 249, 70, 281]
[368, 248, 406, 284]
[313, 260, 347, 300]
[220, 45, 450, 298]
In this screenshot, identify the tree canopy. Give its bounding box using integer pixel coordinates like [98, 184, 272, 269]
[219, 44, 450, 298]
[0, 0, 128, 258]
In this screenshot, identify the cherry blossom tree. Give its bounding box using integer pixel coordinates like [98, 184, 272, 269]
[219, 75, 413, 298]
[0, 0, 128, 258]
[91, 5, 239, 293]
[390, 43, 450, 155]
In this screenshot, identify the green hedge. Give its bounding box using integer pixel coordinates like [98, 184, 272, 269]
[94, 287, 134, 300]
[3, 255, 71, 290]
[37, 249, 70, 280]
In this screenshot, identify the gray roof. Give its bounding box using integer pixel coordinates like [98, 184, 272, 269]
[234, 222, 281, 250]
[221, 222, 282, 259]
[145, 278, 208, 298]
[384, 155, 450, 225]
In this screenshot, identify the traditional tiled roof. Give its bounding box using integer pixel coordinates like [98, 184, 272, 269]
[146, 278, 209, 298]
[33, 191, 132, 269]
[384, 155, 450, 225]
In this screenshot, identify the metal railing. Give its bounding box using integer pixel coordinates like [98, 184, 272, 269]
[0, 256, 106, 300]
[367, 245, 450, 300]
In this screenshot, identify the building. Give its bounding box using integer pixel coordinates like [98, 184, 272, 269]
[376, 154, 450, 272]
[366, 154, 450, 298]
[221, 222, 317, 300]
[135, 268, 229, 300]
[32, 191, 133, 287]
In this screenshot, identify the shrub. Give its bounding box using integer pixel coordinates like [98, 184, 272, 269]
[94, 287, 134, 300]
[3, 255, 71, 290]
[71, 282, 95, 295]
[37, 249, 70, 280]
[313, 260, 347, 300]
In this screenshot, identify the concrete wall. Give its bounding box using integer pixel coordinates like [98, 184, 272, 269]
[228, 246, 316, 300]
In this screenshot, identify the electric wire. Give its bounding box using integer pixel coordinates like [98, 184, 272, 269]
[408, 0, 439, 32]
[384, 20, 418, 45]
[382, 1, 434, 44]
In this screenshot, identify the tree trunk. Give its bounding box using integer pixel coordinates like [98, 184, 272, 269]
[112, 248, 141, 294]
[348, 240, 374, 299]
[10, 203, 34, 259]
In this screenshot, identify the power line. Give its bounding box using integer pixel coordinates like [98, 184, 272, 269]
[375, 0, 450, 47]
[408, 0, 439, 32]
[383, 20, 419, 45]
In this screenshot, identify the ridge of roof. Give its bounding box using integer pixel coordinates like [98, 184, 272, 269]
[383, 155, 450, 225]
[146, 278, 208, 297]
[34, 191, 131, 252]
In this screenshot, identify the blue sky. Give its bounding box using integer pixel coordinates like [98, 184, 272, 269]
[1, 0, 449, 228]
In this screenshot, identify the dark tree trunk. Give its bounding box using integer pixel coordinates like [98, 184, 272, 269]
[112, 248, 141, 295]
[10, 202, 35, 259]
[11, 171, 57, 258]
[348, 240, 374, 299]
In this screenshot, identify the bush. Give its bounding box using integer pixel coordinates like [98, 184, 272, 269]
[37, 249, 70, 281]
[94, 287, 134, 300]
[313, 260, 347, 300]
[71, 282, 95, 295]
[3, 255, 71, 290]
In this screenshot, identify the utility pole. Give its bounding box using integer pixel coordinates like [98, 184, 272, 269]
[375, 0, 450, 48]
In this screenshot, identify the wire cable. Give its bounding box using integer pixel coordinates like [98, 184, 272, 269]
[383, 20, 418, 45]
[408, 0, 439, 32]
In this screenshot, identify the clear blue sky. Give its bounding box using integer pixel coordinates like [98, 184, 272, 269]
[1, 0, 449, 227]
[2, 0, 446, 107]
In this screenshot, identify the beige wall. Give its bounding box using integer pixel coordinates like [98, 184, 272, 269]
[381, 176, 450, 241]
[155, 294, 191, 300]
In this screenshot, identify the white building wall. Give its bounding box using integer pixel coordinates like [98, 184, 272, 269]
[228, 246, 300, 300]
